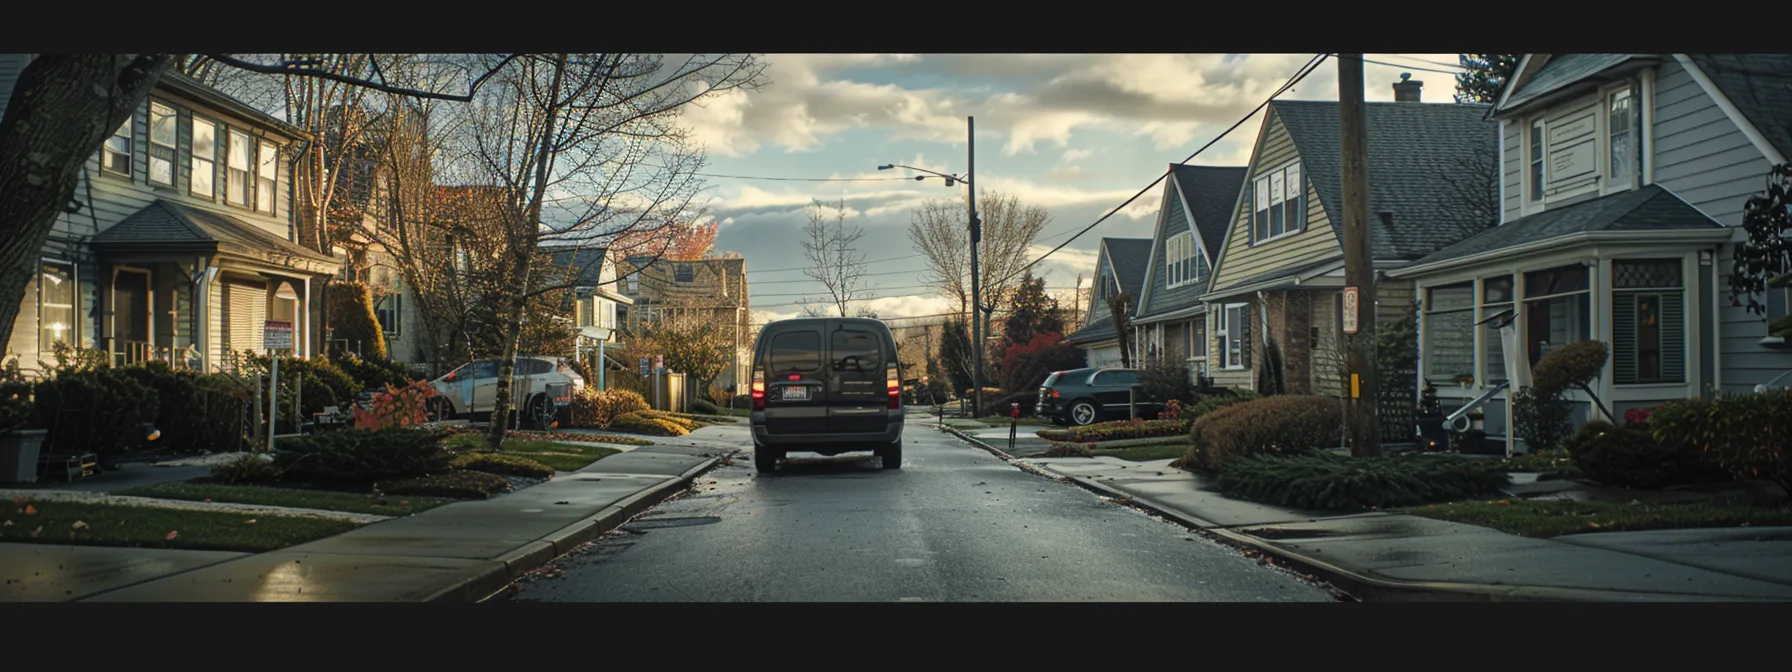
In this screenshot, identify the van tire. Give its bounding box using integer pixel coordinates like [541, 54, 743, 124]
[755, 446, 779, 474]
[879, 440, 902, 470]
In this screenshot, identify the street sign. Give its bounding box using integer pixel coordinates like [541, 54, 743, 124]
[654, 354, 664, 371]
[639, 357, 650, 377]
[1341, 287, 1360, 335]
[263, 321, 294, 351]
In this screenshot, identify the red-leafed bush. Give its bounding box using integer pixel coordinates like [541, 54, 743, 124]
[353, 381, 440, 430]
[1000, 332, 1084, 394]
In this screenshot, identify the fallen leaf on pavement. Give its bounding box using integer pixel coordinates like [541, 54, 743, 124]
[203, 499, 212, 503]
[11, 497, 28, 504]
[1588, 522, 1602, 528]
[1497, 500, 1511, 505]
[245, 519, 258, 524]
[71, 521, 88, 530]
[23, 505, 36, 515]
[29, 526, 42, 538]
[400, 501, 410, 506]
[165, 530, 179, 541]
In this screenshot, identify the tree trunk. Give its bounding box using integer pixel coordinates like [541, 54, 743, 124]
[0, 54, 177, 350]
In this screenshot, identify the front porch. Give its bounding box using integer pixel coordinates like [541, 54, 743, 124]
[1391, 185, 1733, 454]
[88, 201, 339, 372]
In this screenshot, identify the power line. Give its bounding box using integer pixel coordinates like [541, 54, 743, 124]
[1352, 55, 1461, 76]
[694, 172, 919, 182]
[745, 253, 928, 274]
[1009, 53, 1332, 282]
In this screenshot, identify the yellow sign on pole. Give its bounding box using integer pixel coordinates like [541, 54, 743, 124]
[1350, 373, 1361, 399]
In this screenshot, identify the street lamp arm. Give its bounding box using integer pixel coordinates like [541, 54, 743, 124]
[877, 163, 971, 186]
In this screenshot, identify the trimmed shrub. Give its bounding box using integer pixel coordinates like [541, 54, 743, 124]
[1141, 363, 1196, 406]
[568, 388, 650, 429]
[384, 470, 510, 499]
[1037, 418, 1188, 443]
[1512, 386, 1575, 453]
[449, 453, 556, 480]
[1184, 394, 1344, 473]
[332, 354, 413, 393]
[116, 362, 252, 455]
[1563, 420, 1718, 489]
[691, 399, 719, 415]
[274, 427, 453, 484]
[1185, 388, 1259, 424]
[1531, 340, 1608, 397]
[609, 412, 689, 436]
[326, 281, 387, 361]
[640, 410, 702, 430]
[1650, 391, 1792, 494]
[211, 453, 281, 485]
[1217, 452, 1509, 511]
[34, 365, 160, 460]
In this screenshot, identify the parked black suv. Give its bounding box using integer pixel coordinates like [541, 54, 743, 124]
[1034, 367, 1161, 426]
[750, 317, 905, 473]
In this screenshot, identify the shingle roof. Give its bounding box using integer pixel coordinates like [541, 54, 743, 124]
[1168, 164, 1248, 264]
[1410, 185, 1723, 267]
[1065, 237, 1151, 345]
[1271, 99, 1500, 260]
[89, 200, 336, 263]
[1501, 54, 1640, 111]
[1684, 54, 1792, 160]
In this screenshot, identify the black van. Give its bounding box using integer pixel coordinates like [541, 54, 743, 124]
[749, 317, 904, 474]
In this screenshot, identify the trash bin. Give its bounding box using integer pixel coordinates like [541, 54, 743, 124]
[0, 429, 47, 484]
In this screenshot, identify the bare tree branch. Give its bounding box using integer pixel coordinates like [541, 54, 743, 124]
[800, 199, 871, 317]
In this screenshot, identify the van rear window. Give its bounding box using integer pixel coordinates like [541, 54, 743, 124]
[830, 329, 881, 373]
[769, 331, 822, 373]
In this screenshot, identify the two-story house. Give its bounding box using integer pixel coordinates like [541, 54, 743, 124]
[1130, 164, 1247, 383]
[544, 246, 633, 388]
[1388, 54, 1792, 453]
[1064, 237, 1152, 368]
[1, 59, 339, 374]
[613, 255, 751, 393]
[1200, 78, 1498, 435]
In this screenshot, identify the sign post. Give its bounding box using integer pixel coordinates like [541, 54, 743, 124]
[1341, 287, 1360, 335]
[263, 321, 294, 451]
[652, 355, 664, 410]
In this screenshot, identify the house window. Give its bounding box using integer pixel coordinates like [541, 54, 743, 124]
[190, 117, 217, 198]
[1481, 276, 1514, 384]
[102, 116, 133, 177]
[1529, 119, 1547, 202]
[1187, 318, 1208, 378]
[148, 102, 177, 187]
[1165, 233, 1198, 288]
[1612, 259, 1685, 385]
[1522, 264, 1591, 366]
[1218, 303, 1247, 369]
[256, 141, 279, 213]
[39, 261, 77, 349]
[627, 274, 640, 294]
[1252, 162, 1304, 243]
[1608, 89, 1634, 185]
[675, 263, 694, 283]
[1423, 283, 1476, 383]
[226, 129, 251, 207]
[376, 293, 403, 337]
[578, 298, 594, 328]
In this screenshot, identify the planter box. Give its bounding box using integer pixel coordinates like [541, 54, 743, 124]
[0, 429, 47, 484]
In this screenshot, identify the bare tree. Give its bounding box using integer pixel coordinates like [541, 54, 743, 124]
[0, 53, 523, 351]
[449, 53, 765, 447]
[799, 199, 873, 317]
[908, 190, 1051, 362]
[1438, 140, 1501, 230]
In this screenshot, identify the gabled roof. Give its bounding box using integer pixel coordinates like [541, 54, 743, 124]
[1682, 54, 1792, 161]
[1168, 164, 1248, 265]
[1064, 237, 1151, 345]
[1404, 185, 1724, 270]
[89, 200, 337, 267]
[1271, 99, 1499, 260]
[1497, 54, 1643, 113]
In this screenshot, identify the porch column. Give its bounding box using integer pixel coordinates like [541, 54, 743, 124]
[302, 277, 312, 358]
[193, 262, 218, 372]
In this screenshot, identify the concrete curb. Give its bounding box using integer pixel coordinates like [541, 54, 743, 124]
[942, 428, 1773, 603]
[457, 450, 737, 603]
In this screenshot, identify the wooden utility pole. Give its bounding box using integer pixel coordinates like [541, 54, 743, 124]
[1337, 54, 1381, 457]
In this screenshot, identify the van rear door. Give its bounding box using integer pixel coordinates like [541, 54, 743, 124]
[762, 325, 828, 434]
[825, 321, 890, 433]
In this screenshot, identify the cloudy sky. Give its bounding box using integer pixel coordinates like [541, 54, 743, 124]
[677, 54, 1469, 325]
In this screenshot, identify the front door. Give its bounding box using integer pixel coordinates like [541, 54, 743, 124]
[113, 270, 151, 361]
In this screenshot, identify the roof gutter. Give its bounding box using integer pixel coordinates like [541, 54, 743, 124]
[1389, 228, 1735, 279]
[1202, 259, 1345, 302]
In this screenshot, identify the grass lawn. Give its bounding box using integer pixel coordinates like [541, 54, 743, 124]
[1, 499, 359, 553]
[115, 483, 450, 517]
[1404, 499, 1792, 538]
[1093, 442, 1191, 462]
[462, 436, 622, 472]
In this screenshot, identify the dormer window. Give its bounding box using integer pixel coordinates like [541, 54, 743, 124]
[1608, 88, 1633, 185]
[1165, 233, 1198, 288]
[1529, 119, 1547, 202]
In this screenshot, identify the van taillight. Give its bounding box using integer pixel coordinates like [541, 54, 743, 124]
[752, 370, 766, 411]
[886, 363, 900, 410]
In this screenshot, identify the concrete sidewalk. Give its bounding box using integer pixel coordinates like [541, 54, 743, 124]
[944, 425, 1792, 602]
[2, 427, 741, 602]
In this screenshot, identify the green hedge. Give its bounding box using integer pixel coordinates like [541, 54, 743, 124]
[1183, 394, 1342, 473]
[1218, 452, 1510, 511]
[1649, 391, 1792, 494]
[274, 427, 452, 484]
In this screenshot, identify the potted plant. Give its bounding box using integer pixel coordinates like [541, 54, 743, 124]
[0, 359, 45, 484]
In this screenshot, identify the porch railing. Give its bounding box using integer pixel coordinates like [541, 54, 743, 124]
[104, 338, 195, 370]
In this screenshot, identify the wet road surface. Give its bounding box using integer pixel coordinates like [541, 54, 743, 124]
[503, 418, 1340, 602]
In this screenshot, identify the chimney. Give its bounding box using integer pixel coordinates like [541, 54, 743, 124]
[1393, 73, 1423, 102]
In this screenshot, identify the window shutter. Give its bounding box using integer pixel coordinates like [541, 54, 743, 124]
[1245, 182, 1255, 246]
[1239, 306, 1253, 369]
[1661, 292, 1685, 383]
[1612, 295, 1637, 384]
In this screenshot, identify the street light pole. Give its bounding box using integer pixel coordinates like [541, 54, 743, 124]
[967, 116, 983, 418]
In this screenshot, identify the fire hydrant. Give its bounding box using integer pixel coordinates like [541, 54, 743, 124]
[1009, 402, 1021, 448]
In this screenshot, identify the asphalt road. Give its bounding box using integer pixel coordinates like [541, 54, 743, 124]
[503, 417, 1340, 602]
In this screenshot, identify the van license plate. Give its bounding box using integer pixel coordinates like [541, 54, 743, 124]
[782, 386, 809, 401]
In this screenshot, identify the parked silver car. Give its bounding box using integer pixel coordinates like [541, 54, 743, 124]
[426, 356, 583, 428]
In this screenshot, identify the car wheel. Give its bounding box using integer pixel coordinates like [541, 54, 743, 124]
[528, 395, 556, 430]
[427, 398, 455, 422]
[755, 446, 780, 474]
[879, 440, 903, 470]
[1069, 400, 1100, 426]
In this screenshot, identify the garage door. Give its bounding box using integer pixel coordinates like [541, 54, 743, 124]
[1084, 344, 1119, 369]
[223, 280, 267, 356]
